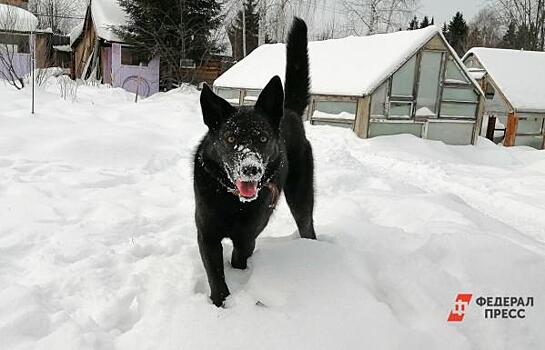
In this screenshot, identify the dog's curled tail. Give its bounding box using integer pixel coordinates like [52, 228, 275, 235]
[284, 17, 310, 117]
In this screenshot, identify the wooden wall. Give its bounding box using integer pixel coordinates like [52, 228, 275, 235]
[179, 57, 232, 85]
[71, 10, 96, 80]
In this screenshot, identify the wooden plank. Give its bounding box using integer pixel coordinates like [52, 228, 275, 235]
[503, 112, 518, 147]
[312, 94, 359, 102]
[353, 96, 370, 138]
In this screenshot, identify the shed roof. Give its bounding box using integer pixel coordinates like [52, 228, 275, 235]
[91, 0, 127, 42]
[70, 0, 128, 46]
[0, 4, 38, 32]
[463, 47, 545, 114]
[215, 26, 476, 97]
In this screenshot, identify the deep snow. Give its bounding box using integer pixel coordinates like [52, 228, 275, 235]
[1, 80, 545, 349]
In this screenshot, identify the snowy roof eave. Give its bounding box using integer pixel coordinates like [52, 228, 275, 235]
[463, 47, 545, 112]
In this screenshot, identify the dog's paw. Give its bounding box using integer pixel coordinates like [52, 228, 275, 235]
[210, 290, 229, 308]
[231, 258, 247, 270]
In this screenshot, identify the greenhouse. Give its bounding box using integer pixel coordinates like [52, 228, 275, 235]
[463, 47, 545, 149]
[213, 26, 484, 145]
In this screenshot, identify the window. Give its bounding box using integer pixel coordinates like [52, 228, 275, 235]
[368, 122, 423, 138]
[216, 88, 240, 105]
[0, 33, 29, 53]
[180, 59, 195, 68]
[517, 118, 544, 135]
[439, 102, 477, 118]
[514, 136, 544, 148]
[312, 100, 357, 121]
[442, 87, 478, 102]
[243, 89, 260, 106]
[444, 58, 468, 84]
[389, 102, 412, 118]
[391, 56, 416, 97]
[121, 47, 148, 66]
[416, 51, 443, 116]
[427, 122, 474, 145]
[388, 55, 417, 119]
[439, 55, 478, 119]
[370, 81, 388, 117]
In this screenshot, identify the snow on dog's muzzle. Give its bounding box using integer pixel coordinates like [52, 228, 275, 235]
[233, 153, 264, 201]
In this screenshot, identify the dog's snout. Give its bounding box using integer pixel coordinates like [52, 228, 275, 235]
[241, 165, 262, 177]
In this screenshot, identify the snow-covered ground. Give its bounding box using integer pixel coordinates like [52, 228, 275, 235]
[1, 81, 545, 350]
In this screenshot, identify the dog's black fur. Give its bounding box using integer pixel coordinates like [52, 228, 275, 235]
[194, 18, 316, 307]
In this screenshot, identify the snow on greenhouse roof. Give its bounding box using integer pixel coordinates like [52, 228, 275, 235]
[464, 47, 545, 114]
[215, 26, 445, 97]
[0, 4, 38, 32]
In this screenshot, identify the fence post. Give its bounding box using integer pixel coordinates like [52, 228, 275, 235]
[135, 62, 143, 103]
[31, 31, 35, 114]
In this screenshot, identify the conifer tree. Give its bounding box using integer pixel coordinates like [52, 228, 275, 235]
[116, 0, 223, 88]
[446, 12, 469, 57]
[408, 16, 419, 30]
[420, 16, 430, 28]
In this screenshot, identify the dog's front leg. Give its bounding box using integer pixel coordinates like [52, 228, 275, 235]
[231, 238, 256, 270]
[198, 234, 229, 307]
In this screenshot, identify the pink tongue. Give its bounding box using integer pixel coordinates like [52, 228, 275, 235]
[236, 179, 258, 198]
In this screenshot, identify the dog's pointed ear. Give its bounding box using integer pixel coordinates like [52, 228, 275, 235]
[200, 84, 235, 130]
[255, 76, 284, 128]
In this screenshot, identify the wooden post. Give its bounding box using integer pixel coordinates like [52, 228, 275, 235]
[135, 62, 143, 103]
[353, 96, 370, 138]
[503, 112, 518, 147]
[473, 94, 486, 145]
[486, 116, 496, 141]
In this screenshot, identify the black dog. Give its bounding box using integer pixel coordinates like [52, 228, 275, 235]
[194, 18, 316, 307]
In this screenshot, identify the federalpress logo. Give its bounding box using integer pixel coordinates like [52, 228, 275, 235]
[447, 293, 472, 322]
[447, 293, 534, 322]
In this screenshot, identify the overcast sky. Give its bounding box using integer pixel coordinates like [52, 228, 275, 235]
[418, 0, 489, 26]
[302, 0, 493, 39]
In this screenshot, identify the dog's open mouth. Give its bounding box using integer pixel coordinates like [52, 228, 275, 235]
[235, 179, 258, 199]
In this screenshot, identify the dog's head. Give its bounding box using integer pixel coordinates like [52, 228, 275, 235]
[199, 76, 284, 202]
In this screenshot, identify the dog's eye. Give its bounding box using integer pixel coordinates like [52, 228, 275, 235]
[259, 135, 268, 143]
[226, 135, 236, 144]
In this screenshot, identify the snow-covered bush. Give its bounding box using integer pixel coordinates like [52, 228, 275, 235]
[57, 75, 79, 101]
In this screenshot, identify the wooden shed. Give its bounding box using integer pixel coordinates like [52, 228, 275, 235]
[214, 26, 485, 145]
[70, 0, 160, 97]
[463, 48, 545, 149]
[0, 3, 37, 80]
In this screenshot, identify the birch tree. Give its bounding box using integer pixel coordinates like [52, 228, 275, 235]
[342, 0, 419, 35]
[495, 0, 545, 50]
